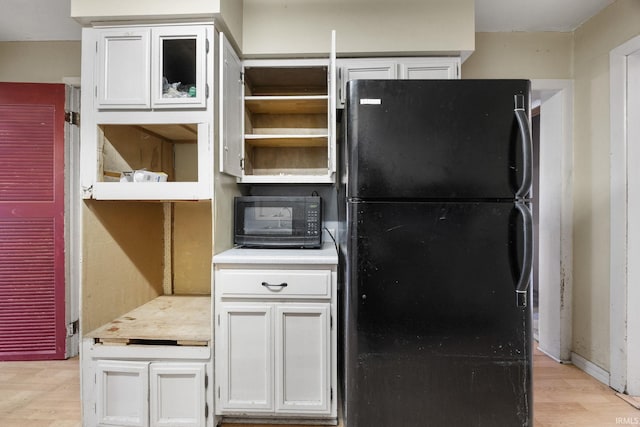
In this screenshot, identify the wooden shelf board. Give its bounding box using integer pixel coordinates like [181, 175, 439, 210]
[86, 295, 211, 345]
[245, 96, 328, 114]
[245, 135, 328, 147]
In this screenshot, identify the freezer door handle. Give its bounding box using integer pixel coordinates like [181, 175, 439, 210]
[515, 200, 533, 307]
[514, 94, 533, 199]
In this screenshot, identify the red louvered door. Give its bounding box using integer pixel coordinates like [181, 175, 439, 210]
[0, 83, 66, 360]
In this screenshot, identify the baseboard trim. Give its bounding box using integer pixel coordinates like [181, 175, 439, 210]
[537, 346, 571, 364]
[571, 352, 610, 385]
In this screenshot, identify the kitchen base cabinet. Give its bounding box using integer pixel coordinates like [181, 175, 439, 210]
[218, 303, 330, 414]
[84, 342, 212, 427]
[82, 296, 213, 427]
[213, 244, 338, 424]
[95, 360, 207, 427]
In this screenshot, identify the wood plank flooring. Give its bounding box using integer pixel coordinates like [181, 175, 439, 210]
[0, 347, 638, 426]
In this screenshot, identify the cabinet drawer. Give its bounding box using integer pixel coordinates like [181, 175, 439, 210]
[218, 269, 331, 299]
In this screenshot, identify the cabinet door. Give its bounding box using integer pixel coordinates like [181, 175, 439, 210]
[338, 59, 397, 105]
[149, 363, 206, 427]
[275, 304, 331, 414]
[399, 58, 460, 79]
[219, 304, 274, 412]
[97, 29, 151, 109]
[96, 360, 150, 427]
[219, 32, 244, 178]
[151, 26, 208, 108]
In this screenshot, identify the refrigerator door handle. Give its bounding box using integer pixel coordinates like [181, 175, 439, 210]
[515, 200, 533, 307]
[514, 94, 533, 199]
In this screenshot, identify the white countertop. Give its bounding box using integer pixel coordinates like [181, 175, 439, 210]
[213, 242, 338, 265]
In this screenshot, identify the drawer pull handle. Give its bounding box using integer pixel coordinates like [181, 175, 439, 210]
[261, 281, 288, 288]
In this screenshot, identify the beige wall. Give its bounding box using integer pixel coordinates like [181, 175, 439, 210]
[242, 0, 474, 57]
[0, 41, 80, 83]
[571, 0, 640, 370]
[82, 201, 165, 333]
[219, 0, 244, 53]
[69, 0, 244, 61]
[463, 0, 640, 371]
[462, 32, 573, 79]
[70, 0, 220, 23]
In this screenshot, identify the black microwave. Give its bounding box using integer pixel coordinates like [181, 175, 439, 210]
[234, 196, 322, 249]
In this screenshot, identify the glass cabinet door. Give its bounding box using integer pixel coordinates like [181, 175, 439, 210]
[152, 26, 208, 109]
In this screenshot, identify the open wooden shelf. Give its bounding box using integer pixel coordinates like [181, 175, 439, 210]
[245, 135, 328, 147]
[86, 295, 211, 346]
[245, 96, 328, 114]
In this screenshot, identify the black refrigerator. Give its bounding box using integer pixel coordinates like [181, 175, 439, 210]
[340, 80, 533, 427]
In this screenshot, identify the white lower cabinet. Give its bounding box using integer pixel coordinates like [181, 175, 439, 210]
[83, 340, 212, 427]
[218, 303, 330, 414]
[219, 304, 273, 411]
[95, 360, 206, 427]
[213, 245, 338, 423]
[275, 305, 330, 413]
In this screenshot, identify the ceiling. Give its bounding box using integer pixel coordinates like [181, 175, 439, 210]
[0, 0, 616, 42]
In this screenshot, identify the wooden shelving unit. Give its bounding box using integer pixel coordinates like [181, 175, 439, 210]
[242, 63, 332, 181]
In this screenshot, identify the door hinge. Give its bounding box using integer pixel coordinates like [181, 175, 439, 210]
[205, 373, 209, 389]
[217, 386, 221, 399]
[240, 158, 245, 170]
[205, 402, 209, 418]
[65, 111, 80, 127]
[205, 38, 210, 54]
[206, 84, 210, 99]
[66, 319, 79, 337]
[330, 315, 333, 330]
[331, 387, 333, 401]
[240, 71, 244, 84]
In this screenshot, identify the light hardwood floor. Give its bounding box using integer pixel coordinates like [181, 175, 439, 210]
[0, 347, 638, 427]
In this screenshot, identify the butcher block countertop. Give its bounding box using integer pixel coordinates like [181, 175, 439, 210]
[86, 295, 211, 346]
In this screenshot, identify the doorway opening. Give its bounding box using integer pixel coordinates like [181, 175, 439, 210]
[531, 80, 574, 363]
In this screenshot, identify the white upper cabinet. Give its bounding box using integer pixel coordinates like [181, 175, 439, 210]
[220, 31, 337, 184]
[337, 56, 460, 107]
[399, 57, 460, 79]
[96, 25, 208, 110]
[151, 26, 208, 109]
[97, 29, 151, 109]
[337, 58, 397, 106]
[81, 24, 215, 200]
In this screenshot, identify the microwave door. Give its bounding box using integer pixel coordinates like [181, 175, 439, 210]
[244, 206, 294, 236]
